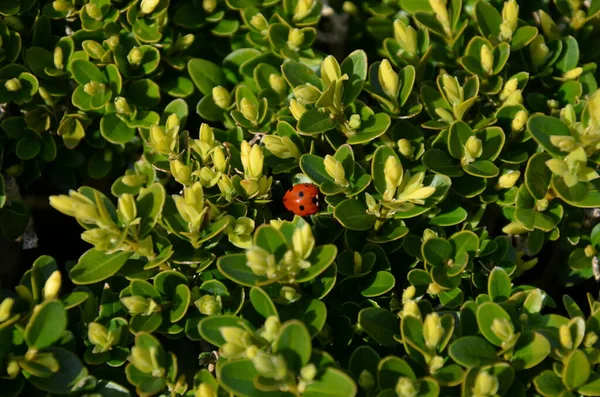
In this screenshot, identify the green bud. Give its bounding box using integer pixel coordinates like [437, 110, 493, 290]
[396, 377, 418, 397]
[263, 315, 281, 336]
[212, 86, 231, 109]
[6, 359, 20, 378]
[584, 331, 598, 348]
[240, 97, 258, 123]
[149, 124, 178, 155]
[289, 99, 307, 120]
[358, 370, 375, 392]
[269, 74, 287, 94]
[394, 19, 418, 56]
[250, 13, 269, 32]
[585, 245, 597, 257]
[140, 0, 160, 14]
[241, 141, 264, 180]
[5, 78, 20, 92]
[511, 110, 528, 132]
[465, 136, 483, 159]
[398, 138, 414, 158]
[262, 135, 301, 159]
[170, 159, 192, 186]
[293, 0, 314, 22]
[560, 104, 577, 125]
[324, 155, 349, 187]
[342, 1, 358, 14]
[0, 297, 15, 322]
[491, 318, 514, 343]
[348, 114, 361, 130]
[196, 383, 217, 397]
[530, 35, 550, 69]
[83, 81, 106, 96]
[52, 0, 70, 12]
[203, 0, 217, 13]
[429, 355, 444, 374]
[127, 47, 143, 67]
[252, 352, 287, 380]
[86, 3, 103, 20]
[288, 28, 305, 49]
[120, 296, 150, 315]
[496, 170, 521, 189]
[280, 286, 300, 302]
[301, 364, 317, 381]
[88, 322, 110, 348]
[442, 74, 462, 105]
[195, 295, 222, 316]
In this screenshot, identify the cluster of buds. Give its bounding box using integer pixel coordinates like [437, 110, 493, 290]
[380, 155, 435, 212]
[195, 294, 223, 316]
[246, 224, 315, 283]
[219, 326, 258, 359]
[240, 140, 272, 199]
[262, 135, 301, 160]
[438, 74, 477, 122]
[149, 114, 180, 156]
[173, 182, 208, 244]
[498, 77, 523, 105]
[129, 342, 165, 378]
[224, 216, 255, 249]
[293, 0, 315, 22]
[500, 0, 519, 41]
[546, 147, 599, 187]
[188, 124, 228, 189]
[87, 321, 124, 353]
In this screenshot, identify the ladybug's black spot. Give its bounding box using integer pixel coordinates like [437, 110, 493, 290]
[298, 191, 304, 197]
[312, 197, 318, 204]
[305, 184, 311, 187]
[299, 205, 305, 212]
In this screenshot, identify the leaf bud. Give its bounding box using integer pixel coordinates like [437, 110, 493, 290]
[88, 322, 110, 347]
[287, 28, 305, 49]
[289, 99, 307, 120]
[496, 170, 521, 189]
[174, 34, 195, 52]
[269, 74, 287, 94]
[240, 97, 258, 123]
[473, 371, 499, 396]
[127, 47, 143, 67]
[140, 0, 160, 14]
[530, 35, 550, 69]
[429, 0, 450, 31]
[342, 1, 358, 14]
[564, 67, 583, 80]
[402, 300, 421, 320]
[293, 0, 314, 22]
[170, 159, 192, 186]
[358, 369, 375, 392]
[442, 74, 462, 105]
[203, 0, 217, 13]
[502, 0, 519, 32]
[246, 246, 276, 278]
[114, 97, 132, 115]
[378, 59, 399, 99]
[491, 318, 514, 342]
[348, 114, 361, 130]
[465, 136, 483, 159]
[559, 323, 574, 350]
[321, 55, 342, 86]
[196, 383, 217, 397]
[53, 46, 64, 70]
[43, 270, 62, 300]
[195, 295, 222, 316]
[0, 297, 15, 322]
[397, 138, 414, 159]
[423, 313, 444, 351]
[292, 223, 315, 259]
[293, 84, 321, 104]
[52, 0, 70, 12]
[5, 78, 20, 92]
[511, 110, 528, 133]
[212, 86, 231, 109]
[396, 377, 419, 397]
[118, 193, 137, 225]
[250, 13, 269, 32]
[86, 3, 103, 20]
[83, 81, 106, 96]
[585, 245, 597, 258]
[263, 135, 301, 160]
[120, 296, 150, 315]
[394, 19, 418, 56]
[324, 155, 349, 187]
[280, 286, 301, 302]
[384, 155, 403, 194]
[584, 331, 598, 348]
[480, 44, 494, 75]
[149, 125, 178, 155]
[429, 355, 444, 374]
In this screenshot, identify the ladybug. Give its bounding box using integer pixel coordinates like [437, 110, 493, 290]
[283, 183, 320, 216]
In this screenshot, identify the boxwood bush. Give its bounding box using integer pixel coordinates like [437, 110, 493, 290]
[2, 0, 600, 396]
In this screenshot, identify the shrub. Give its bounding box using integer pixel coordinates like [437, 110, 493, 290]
[1, 0, 600, 396]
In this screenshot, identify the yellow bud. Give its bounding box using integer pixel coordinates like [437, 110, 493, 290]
[140, 0, 159, 14]
[584, 331, 598, 348]
[398, 139, 414, 158]
[396, 377, 418, 397]
[504, 90, 523, 106]
[52, 0, 70, 12]
[263, 315, 281, 336]
[0, 298, 15, 322]
[244, 143, 263, 180]
[83, 81, 106, 96]
[5, 78, 20, 92]
[321, 55, 341, 86]
[53, 46, 64, 70]
[218, 174, 235, 198]
[585, 245, 597, 257]
[212, 147, 227, 173]
[199, 123, 215, 146]
[480, 44, 494, 75]
[491, 318, 514, 342]
[499, 78, 518, 102]
[170, 159, 192, 186]
[502, 0, 519, 32]
[293, 0, 313, 22]
[88, 322, 110, 347]
[263, 135, 301, 159]
[269, 74, 287, 94]
[429, 0, 450, 30]
[114, 97, 131, 115]
[394, 19, 418, 56]
[530, 35, 550, 69]
[43, 271, 61, 300]
[402, 300, 421, 319]
[250, 13, 269, 32]
[384, 155, 403, 193]
[212, 86, 231, 109]
[348, 114, 361, 130]
[378, 59, 399, 99]
[6, 359, 20, 378]
[290, 99, 307, 120]
[149, 125, 177, 155]
[196, 383, 217, 397]
[511, 110, 528, 132]
[564, 67, 583, 80]
[500, 22, 513, 41]
[423, 313, 444, 351]
[86, 3, 103, 19]
[240, 97, 258, 123]
[473, 371, 499, 396]
[549, 135, 576, 152]
[288, 28, 305, 49]
[293, 223, 315, 259]
[280, 285, 300, 301]
[118, 193, 137, 224]
[402, 286, 416, 303]
[195, 295, 222, 316]
[301, 364, 317, 382]
[442, 74, 462, 105]
[324, 155, 348, 187]
[293, 84, 321, 104]
[559, 324, 574, 350]
[203, 0, 216, 13]
[127, 47, 143, 66]
[342, 1, 358, 14]
[465, 136, 483, 159]
[497, 170, 521, 189]
[246, 246, 276, 278]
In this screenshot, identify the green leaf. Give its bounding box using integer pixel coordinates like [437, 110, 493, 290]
[254, 225, 288, 258]
[25, 301, 67, 349]
[25, 347, 88, 395]
[296, 245, 337, 282]
[127, 79, 161, 108]
[361, 271, 395, 297]
[71, 59, 107, 85]
[249, 287, 278, 318]
[70, 249, 132, 285]
[475, 1, 502, 38]
[188, 59, 228, 96]
[298, 110, 338, 134]
[304, 368, 358, 397]
[170, 284, 190, 323]
[511, 332, 551, 371]
[137, 183, 166, 237]
[463, 160, 499, 178]
[334, 199, 376, 231]
[534, 370, 566, 396]
[100, 113, 135, 144]
[378, 356, 416, 388]
[348, 346, 381, 379]
[525, 152, 552, 200]
[448, 336, 499, 368]
[273, 320, 311, 371]
[218, 359, 293, 397]
[422, 238, 453, 267]
[300, 154, 335, 185]
[282, 62, 322, 89]
[488, 267, 512, 302]
[218, 253, 268, 287]
[198, 315, 254, 347]
[476, 302, 512, 347]
[563, 349, 590, 389]
[341, 50, 368, 105]
[527, 115, 572, 156]
[423, 149, 464, 177]
[358, 307, 399, 347]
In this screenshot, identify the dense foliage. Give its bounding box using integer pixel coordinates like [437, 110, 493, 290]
[2, 0, 600, 396]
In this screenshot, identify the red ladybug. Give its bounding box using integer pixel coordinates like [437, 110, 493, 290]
[283, 184, 320, 216]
